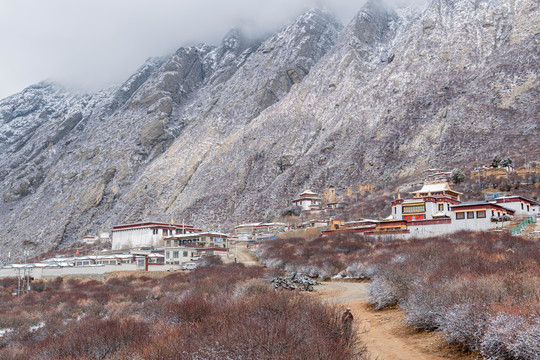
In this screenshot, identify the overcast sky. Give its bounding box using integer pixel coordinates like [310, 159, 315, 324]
[0, 0, 375, 99]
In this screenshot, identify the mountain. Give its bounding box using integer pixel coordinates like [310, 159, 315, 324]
[0, 0, 538, 257]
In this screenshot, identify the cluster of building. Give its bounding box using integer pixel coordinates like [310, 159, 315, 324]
[1, 221, 234, 279]
[232, 222, 289, 242]
[472, 162, 540, 180]
[2, 173, 538, 281]
[320, 180, 539, 239]
[109, 221, 229, 265]
[291, 184, 374, 214]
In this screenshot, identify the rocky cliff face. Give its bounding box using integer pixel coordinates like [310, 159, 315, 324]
[0, 0, 538, 257]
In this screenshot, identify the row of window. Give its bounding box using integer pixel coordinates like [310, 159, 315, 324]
[153, 229, 196, 235]
[396, 203, 452, 215]
[166, 239, 199, 246]
[166, 251, 190, 258]
[520, 203, 531, 212]
[456, 210, 487, 220]
[403, 205, 426, 214]
[438, 203, 451, 211]
[377, 226, 403, 231]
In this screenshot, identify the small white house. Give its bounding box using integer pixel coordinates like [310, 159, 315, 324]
[491, 196, 540, 217]
[292, 190, 322, 212]
[164, 246, 197, 265]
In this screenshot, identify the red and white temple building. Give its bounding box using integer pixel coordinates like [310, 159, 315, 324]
[322, 180, 537, 239]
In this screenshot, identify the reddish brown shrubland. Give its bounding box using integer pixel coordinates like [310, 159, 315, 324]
[0, 263, 359, 359]
[257, 231, 540, 358]
[118, 291, 356, 360]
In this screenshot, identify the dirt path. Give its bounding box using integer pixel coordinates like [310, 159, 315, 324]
[234, 252, 469, 359]
[314, 282, 469, 360]
[232, 242, 258, 266]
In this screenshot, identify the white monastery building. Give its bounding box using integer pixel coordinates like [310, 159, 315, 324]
[292, 190, 322, 211]
[111, 222, 202, 250]
[322, 180, 537, 239]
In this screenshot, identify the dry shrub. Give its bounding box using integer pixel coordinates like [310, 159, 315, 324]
[234, 278, 272, 298]
[127, 291, 356, 360]
[31, 317, 150, 359]
[259, 230, 540, 357]
[0, 263, 359, 359]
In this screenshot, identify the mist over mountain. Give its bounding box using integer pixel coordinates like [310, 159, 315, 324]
[0, 0, 538, 258]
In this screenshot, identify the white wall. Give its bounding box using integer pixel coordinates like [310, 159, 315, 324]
[0, 263, 181, 280]
[394, 204, 402, 219]
[407, 222, 454, 238]
[164, 247, 195, 265]
[451, 211, 502, 232]
[497, 201, 538, 217]
[425, 202, 436, 220]
[112, 227, 164, 250]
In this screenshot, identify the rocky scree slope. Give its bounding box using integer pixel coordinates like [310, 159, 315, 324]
[0, 0, 538, 256]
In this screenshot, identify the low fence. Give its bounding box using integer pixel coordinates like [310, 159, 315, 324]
[0, 263, 181, 280]
[510, 216, 536, 236]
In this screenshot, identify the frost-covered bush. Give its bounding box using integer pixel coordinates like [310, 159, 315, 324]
[257, 230, 540, 357]
[481, 312, 540, 360]
[402, 282, 448, 331]
[368, 277, 398, 310]
[439, 303, 488, 351]
[317, 263, 341, 280]
[345, 262, 377, 279]
[260, 257, 284, 270]
[196, 255, 223, 267]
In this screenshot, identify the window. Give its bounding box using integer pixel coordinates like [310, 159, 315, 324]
[447, 204, 450, 211]
[521, 203, 524, 210]
[152, 229, 158, 235]
[477, 211, 486, 218]
[394, 207, 396, 214]
[456, 212, 465, 220]
[403, 204, 426, 213]
[166, 251, 170, 258]
[491, 210, 494, 216]
[527, 205, 530, 212]
[438, 204, 444, 211]
[173, 251, 179, 258]
[183, 251, 188, 257]
[163, 229, 168, 236]
[467, 211, 475, 219]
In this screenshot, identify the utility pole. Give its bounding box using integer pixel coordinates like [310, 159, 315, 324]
[24, 249, 30, 293]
